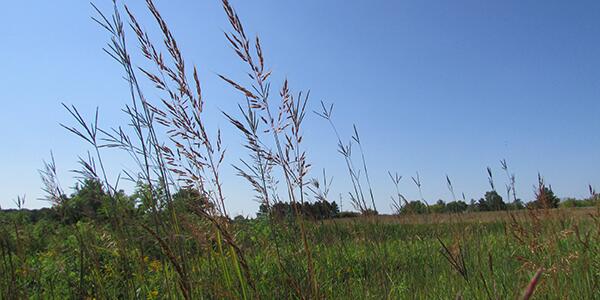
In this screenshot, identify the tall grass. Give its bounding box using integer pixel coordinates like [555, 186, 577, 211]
[0, 1, 598, 299]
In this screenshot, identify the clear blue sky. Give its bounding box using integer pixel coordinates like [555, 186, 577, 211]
[1, 1, 599, 214]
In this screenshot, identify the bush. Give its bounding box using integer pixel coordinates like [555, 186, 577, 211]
[477, 191, 506, 211]
[430, 200, 446, 214]
[559, 197, 597, 208]
[529, 187, 560, 209]
[446, 201, 468, 213]
[399, 201, 429, 215]
[337, 211, 360, 218]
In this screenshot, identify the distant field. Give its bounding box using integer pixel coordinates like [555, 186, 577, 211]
[332, 207, 599, 225]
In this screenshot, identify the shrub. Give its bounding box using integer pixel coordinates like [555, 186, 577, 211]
[477, 191, 506, 211]
[446, 201, 468, 213]
[399, 201, 429, 215]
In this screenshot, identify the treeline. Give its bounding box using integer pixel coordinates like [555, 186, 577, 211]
[2, 179, 348, 224]
[1, 179, 216, 225]
[257, 201, 341, 220]
[3, 180, 599, 224]
[2, 179, 347, 224]
[398, 188, 599, 215]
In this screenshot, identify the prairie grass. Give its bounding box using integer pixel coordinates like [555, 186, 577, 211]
[0, 1, 599, 299]
[1, 208, 599, 298]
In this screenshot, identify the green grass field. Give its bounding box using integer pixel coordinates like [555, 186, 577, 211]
[1, 207, 599, 299]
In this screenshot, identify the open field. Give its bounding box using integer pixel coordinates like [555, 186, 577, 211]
[1, 0, 599, 299]
[335, 207, 600, 225]
[1, 206, 599, 299]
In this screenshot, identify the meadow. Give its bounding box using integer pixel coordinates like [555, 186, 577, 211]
[1, 206, 599, 299]
[1, 0, 599, 299]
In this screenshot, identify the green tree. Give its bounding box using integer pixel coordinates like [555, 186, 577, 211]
[257, 200, 340, 220]
[430, 199, 446, 213]
[506, 199, 525, 210]
[530, 186, 560, 209]
[172, 188, 212, 213]
[477, 191, 506, 211]
[61, 179, 108, 223]
[446, 201, 468, 213]
[399, 201, 428, 214]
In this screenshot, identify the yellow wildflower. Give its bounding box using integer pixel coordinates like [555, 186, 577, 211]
[149, 260, 161, 272]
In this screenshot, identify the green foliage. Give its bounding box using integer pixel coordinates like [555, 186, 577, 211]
[1, 208, 599, 299]
[529, 187, 561, 209]
[506, 199, 525, 210]
[477, 191, 507, 211]
[559, 197, 598, 208]
[337, 211, 360, 218]
[446, 200, 468, 213]
[61, 179, 109, 224]
[399, 200, 429, 214]
[430, 199, 446, 213]
[171, 188, 213, 213]
[258, 200, 340, 220]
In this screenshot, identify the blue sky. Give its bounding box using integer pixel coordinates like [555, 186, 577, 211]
[1, 1, 599, 214]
